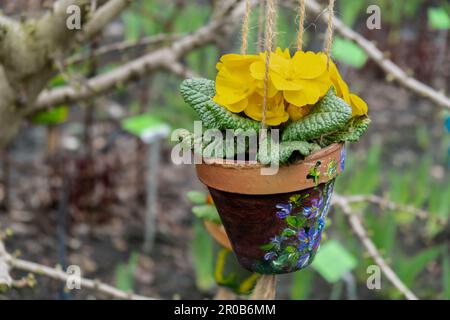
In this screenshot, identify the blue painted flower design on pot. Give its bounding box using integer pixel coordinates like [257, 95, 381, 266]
[340, 146, 346, 172]
[276, 203, 293, 219]
[258, 180, 336, 273]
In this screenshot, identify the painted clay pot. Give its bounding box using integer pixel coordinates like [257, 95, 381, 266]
[196, 143, 346, 274]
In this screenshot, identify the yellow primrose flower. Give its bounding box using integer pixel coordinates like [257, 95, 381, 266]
[250, 49, 332, 107]
[213, 54, 259, 113]
[328, 59, 368, 116]
[349, 93, 368, 116]
[287, 104, 313, 121]
[244, 92, 289, 126]
[213, 48, 368, 124]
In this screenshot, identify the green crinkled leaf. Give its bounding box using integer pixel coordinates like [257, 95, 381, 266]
[281, 89, 352, 142]
[180, 78, 260, 132]
[322, 116, 371, 145]
[205, 101, 260, 132]
[278, 141, 321, 164]
[180, 78, 220, 129]
[258, 134, 319, 165]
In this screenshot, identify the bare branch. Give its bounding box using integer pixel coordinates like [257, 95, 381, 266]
[33, 0, 253, 110]
[343, 194, 446, 225]
[78, 0, 132, 42]
[282, 0, 450, 109]
[9, 258, 154, 300]
[0, 241, 12, 289]
[332, 194, 419, 300]
[161, 60, 198, 79]
[35, 0, 90, 51]
[0, 238, 155, 300]
[68, 33, 184, 65]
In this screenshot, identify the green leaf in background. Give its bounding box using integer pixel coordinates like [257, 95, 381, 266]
[121, 114, 169, 137]
[428, 7, 450, 30]
[115, 251, 139, 292]
[403, 0, 423, 18]
[312, 240, 357, 283]
[186, 191, 208, 205]
[122, 11, 142, 41]
[291, 269, 314, 300]
[31, 106, 69, 126]
[332, 37, 368, 68]
[49, 74, 66, 88]
[191, 204, 221, 224]
[339, 0, 367, 26]
[395, 246, 441, 288]
[190, 220, 214, 291]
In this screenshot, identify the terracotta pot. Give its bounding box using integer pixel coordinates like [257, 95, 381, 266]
[196, 143, 346, 274]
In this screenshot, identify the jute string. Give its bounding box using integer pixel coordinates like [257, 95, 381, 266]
[240, 0, 251, 54]
[257, 0, 265, 52]
[296, 0, 306, 51]
[261, 0, 277, 130]
[325, 0, 335, 69]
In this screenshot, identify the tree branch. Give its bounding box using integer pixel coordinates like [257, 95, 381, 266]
[161, 60, 198, 79]
[332, 194, 419, 300]
[0, 238, 154, 300]
[0, 241, 12, 289]
[67, 33, 184, 65]
[283, 0, 450, 109]
[78, 0, 132, 42]
[33, 0, 254, 111]
[343, 194, 445, 225]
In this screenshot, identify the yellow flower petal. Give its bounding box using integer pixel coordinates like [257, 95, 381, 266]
[283, 90, 309, 107]
[250, 61, 265, 80]
[275, 47, 291, 59]
[349, 93, 368, 116]
[220, 54, 259, 67]
[284, 80, 321, 106]
[213, 93, 241, 105]
[244, 93, 289, 126]
[213, 93, 248, 113]
[255, 79, 278, 98]
[265, 113, 290, 126]
[270, 72, 303, 91]
[292, 51, 327, 79]
[267, 51, 291, 77]
[326, 59, 351, 102]
[287, 104, 313, 121]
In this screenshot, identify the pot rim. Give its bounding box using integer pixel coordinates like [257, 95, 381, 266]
[196, 143, 344, 195]
[200, 143, 342, 168]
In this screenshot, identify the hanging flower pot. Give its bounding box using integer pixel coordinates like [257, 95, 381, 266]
[196, 143, 344, 274]
[175, 0, 370, 275]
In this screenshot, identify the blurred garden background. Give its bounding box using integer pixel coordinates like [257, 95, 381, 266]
[0, 0, 449, 300]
